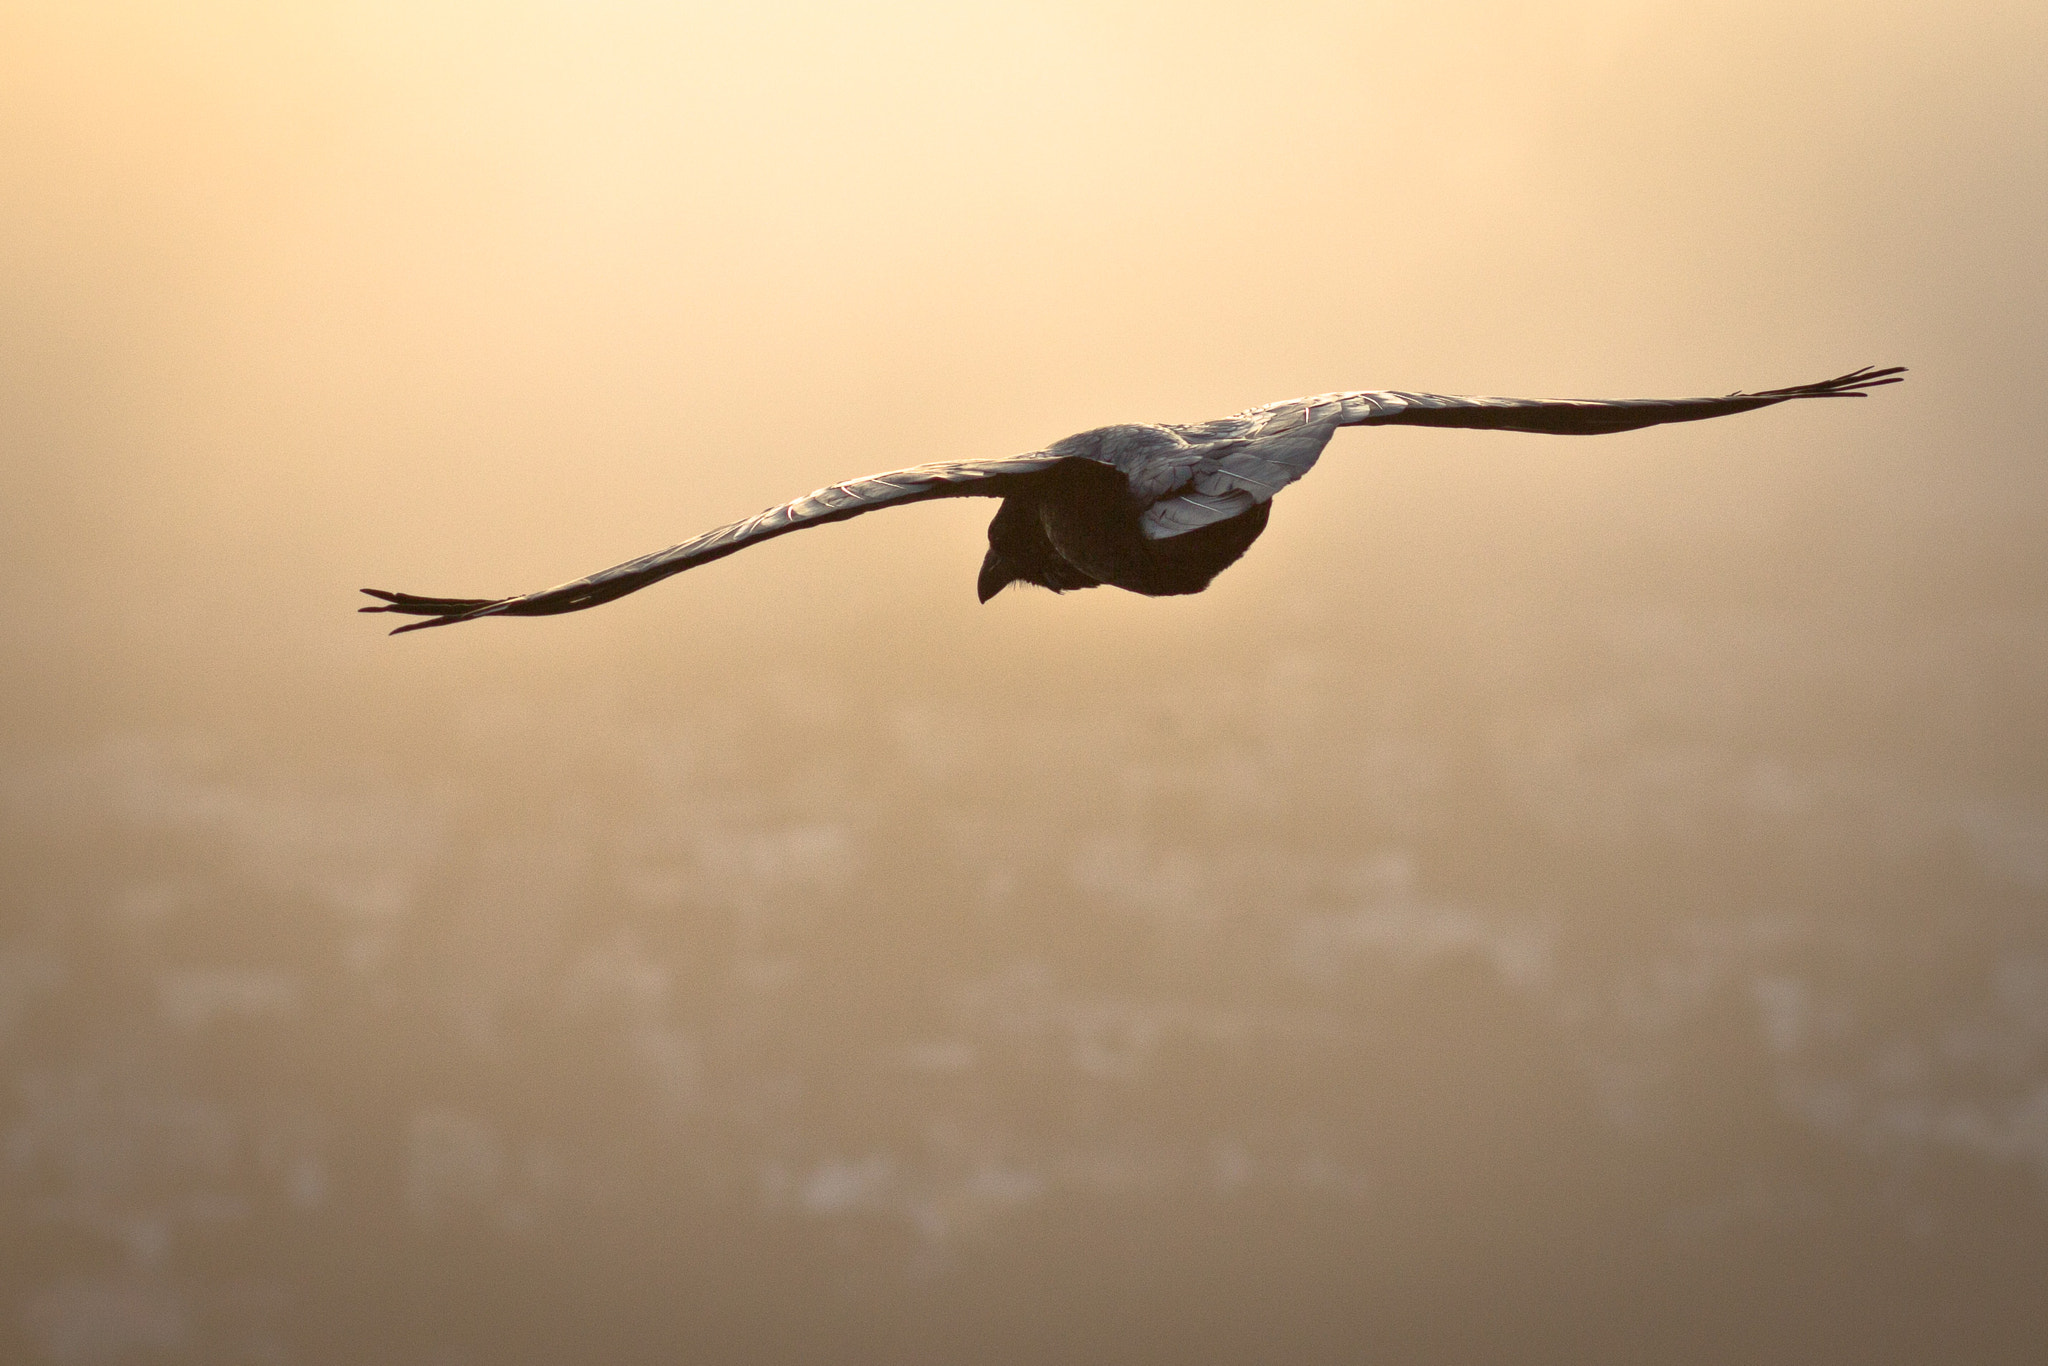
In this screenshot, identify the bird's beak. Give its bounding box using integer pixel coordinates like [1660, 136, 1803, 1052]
[977, 549, 1016, 603]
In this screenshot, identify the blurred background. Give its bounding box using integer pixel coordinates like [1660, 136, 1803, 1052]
[2, 1, 2044, 1361]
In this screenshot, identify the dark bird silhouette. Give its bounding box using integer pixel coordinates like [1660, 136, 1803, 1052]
[362, 366, 1904, 633]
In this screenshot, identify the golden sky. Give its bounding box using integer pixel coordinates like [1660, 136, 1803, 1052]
[2, 3, 2045, 1362]
[5, 0, 2038, 710]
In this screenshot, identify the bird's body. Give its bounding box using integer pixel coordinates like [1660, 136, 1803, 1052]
[362, 367, 1904, 632]
[977, 448, 1272, 601]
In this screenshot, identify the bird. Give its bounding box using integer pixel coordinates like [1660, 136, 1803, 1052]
[361, 365, 1904, 633]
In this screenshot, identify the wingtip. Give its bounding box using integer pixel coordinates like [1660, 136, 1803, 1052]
[386, 617, 450, 636]
[1750, 365, 1909, 400]
[1844, 363, 1909, 388]
[359, 586, 506, 633]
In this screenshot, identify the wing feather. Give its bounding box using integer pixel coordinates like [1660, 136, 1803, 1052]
[360, 454, 1063, 633]
[1135, 366, 1905, 537]
[1313, 364, 1907, 436]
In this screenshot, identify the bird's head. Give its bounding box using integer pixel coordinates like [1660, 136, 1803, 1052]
[977, 547, 1020, 602]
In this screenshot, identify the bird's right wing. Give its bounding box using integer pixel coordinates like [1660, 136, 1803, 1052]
[1309, 365, 1907, 436]
[360, 454, 1066, 633]
[1139, 365, 1906, 538]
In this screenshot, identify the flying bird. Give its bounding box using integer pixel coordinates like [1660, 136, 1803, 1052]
[362, 366, 1904, 633]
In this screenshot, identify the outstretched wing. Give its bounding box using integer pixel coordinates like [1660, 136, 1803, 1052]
[361, 454, 1065, 633]
[1138, 366, 1905, 538]
[1304, 364, 1906, 436]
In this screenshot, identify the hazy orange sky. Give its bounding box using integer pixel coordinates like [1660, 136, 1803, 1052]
[4, 0, 2038, 708]
[2, 3, 2045, 1362]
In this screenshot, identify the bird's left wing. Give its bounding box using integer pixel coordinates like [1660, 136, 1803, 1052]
[360, 454, 1065, 633]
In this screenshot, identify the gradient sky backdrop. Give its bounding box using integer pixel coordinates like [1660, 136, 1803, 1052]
[3, 2, 2045, 1362]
